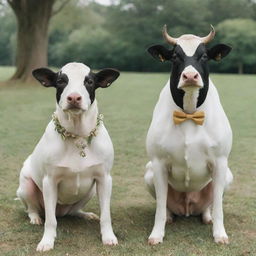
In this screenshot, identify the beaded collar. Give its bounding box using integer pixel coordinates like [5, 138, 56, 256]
[52, 112, 103, 157]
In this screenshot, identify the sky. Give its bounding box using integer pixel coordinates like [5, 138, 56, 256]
[95, 0, 110, 4]
[78, 0, 119, 6]
[95, 0, 117, 5]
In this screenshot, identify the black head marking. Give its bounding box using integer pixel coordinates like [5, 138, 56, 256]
[148, 41, 232, 110]
[148, 43, 213, 109]
[84, 72, 96, 104]
[170, 44, 210, 109]
[55, 71, 69, 103]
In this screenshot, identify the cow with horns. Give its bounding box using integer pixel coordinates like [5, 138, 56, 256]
[144, 25, 233, 245]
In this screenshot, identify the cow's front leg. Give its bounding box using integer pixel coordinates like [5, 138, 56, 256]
[148, 159, 168, 245]
[37, 176, 58, 252]
[96, 174, 118, 245]
[212, 157, 229, 244]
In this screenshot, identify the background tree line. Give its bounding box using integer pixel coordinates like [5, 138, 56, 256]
[1, 0, 256, 74]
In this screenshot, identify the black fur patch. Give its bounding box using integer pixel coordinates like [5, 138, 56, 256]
[55, 72, 69, 103]
[84, 72, 96, 104]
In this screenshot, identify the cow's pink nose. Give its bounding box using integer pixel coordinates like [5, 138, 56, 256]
[67, 93, 82, 105]
[182, 72, 199, 81]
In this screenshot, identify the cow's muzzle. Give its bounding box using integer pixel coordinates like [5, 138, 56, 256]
[65, 93, 84, 111]
[179, 71, 202, 89]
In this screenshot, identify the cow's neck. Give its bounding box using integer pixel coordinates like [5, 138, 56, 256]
[182, 88, 199, 114]
[170, 79, 209, 113]
[55, 100, 98, 137]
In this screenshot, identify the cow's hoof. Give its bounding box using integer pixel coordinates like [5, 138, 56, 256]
[29, 213, 43, 225]
[148, 237, 163, 245]
[36, 240, 54, 252]
[214, 236, 229, 244]
[74, 210, 99, 222]
[102, 234, 118, 246]
[166, 215, 173, 224]
[83, 212, 100, 222]
[202, 216, 212, 225]
[166, 211, 173, 224]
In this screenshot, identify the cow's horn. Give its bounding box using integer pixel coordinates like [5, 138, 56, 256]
[162, 24, 177, 45]
[201, 25, 215, 44]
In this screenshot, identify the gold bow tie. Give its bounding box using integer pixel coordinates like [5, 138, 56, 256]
[173, 110, 205, 125]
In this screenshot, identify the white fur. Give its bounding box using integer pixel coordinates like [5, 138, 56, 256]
[177, 35, 202, 57]
[145, 78, 233, 244]
[177, 65, 203, 114]
[17, 63, 118, 251]
[182, 89, 199, 114]
[59, 63, 91, 112]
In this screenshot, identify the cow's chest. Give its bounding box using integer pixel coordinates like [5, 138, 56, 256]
[161, 122, 216, 192]
[57, 167, 97, 205]
[49, 143, 105, 205]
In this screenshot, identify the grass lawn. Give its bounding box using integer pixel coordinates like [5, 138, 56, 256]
[0, 67, 255, 256]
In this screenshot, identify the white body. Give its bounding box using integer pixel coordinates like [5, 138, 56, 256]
[145, 78, 233, 244]
[17, 63, 118, 251]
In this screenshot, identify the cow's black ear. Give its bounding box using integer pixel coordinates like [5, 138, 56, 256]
[207, 44, 232, 61]
[32, 68, 57, 87]
[95, 68, 120, 88]
[147, 44, 173, 62]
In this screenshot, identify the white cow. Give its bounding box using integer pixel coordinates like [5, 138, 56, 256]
[145, 25, 233, 245]
[17, 62, 120, 251]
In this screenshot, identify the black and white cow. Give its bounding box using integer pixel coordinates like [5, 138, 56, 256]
[17, 62, 120, 251]
[144, 25, 233, 245]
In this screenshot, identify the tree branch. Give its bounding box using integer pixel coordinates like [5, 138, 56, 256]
[51, 0, 70, 16]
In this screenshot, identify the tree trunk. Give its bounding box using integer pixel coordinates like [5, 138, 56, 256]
[8, 0, 55, 82]
[238, 62, 243, 74]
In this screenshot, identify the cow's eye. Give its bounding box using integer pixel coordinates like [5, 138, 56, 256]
[172, 53, 177, 61]
[57, 78, 67, 86]
[172, 53, 182, 62]
[200, 53, 208, 61]
[84, 77, 93, 85]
